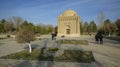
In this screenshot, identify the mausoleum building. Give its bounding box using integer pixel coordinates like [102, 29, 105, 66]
[58, 10, 81, 37]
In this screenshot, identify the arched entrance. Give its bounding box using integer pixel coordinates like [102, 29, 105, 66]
[66, 25, 70, 34]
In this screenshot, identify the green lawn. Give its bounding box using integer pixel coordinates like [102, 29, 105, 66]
[57, 39, 89, 45]
[0, 48, 95, 63]
[0, 49, 40, 60]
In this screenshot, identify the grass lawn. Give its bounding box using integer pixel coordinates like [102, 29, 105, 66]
[0, 49, 40, 60]
[105, 36, 120, 42]
[0, 48, 95, 63]
[57, 39, 89, 45]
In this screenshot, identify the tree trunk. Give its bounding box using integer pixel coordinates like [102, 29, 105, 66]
[28, 43, 32, 53]
[109, 32, 111, 37]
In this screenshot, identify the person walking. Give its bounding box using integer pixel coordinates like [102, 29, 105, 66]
[99, 34, 103, 44]
[51, 32, 54, 40]
[95, 31, 103, 44]
[95, 33, 99, 44]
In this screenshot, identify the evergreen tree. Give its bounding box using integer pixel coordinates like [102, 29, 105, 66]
[89, 20, 97, 33]
[0, 19, 6, 33]
[83, 21, 89, 33]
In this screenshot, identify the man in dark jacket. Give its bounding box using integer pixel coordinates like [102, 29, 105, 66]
[95, 31, 103, 44]
[95, 33, 99, 44]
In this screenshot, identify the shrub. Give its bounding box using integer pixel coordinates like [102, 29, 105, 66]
[16, 29, 35, 43]
[7, 35, 10, 38]
[49, 48, 58, 51]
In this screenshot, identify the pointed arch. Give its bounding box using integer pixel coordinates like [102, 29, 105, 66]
[66, 25, 71, 34]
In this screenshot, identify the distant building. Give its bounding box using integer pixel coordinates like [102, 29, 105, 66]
[58, 10, 81, 37]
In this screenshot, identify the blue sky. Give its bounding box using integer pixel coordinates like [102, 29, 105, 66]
[0, 0, 120, 26]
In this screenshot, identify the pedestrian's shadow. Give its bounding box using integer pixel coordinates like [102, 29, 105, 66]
[37, 39, 60, 67]
[13, 60, 33, 67]
[36, 61, 54, 67]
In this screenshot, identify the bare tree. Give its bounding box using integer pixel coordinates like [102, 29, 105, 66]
[109, 23, 117, 35]
[4, 20, 14, 33]
[115, 19, 120, 35]
[16, 26, 35, 53]
[103, 19, 111, 36]
[98, 11, 105, 29]
[11, 16, 24, 31]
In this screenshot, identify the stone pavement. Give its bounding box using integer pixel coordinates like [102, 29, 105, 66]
[79, 37, 120, 67]
[0, 35, 120, 67]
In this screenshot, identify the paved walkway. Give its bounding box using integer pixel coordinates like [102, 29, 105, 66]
[79, 37, 120, 67]
[0, 35, 120, 67]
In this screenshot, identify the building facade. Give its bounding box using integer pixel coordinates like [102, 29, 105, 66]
[58, 10, 81, 37]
